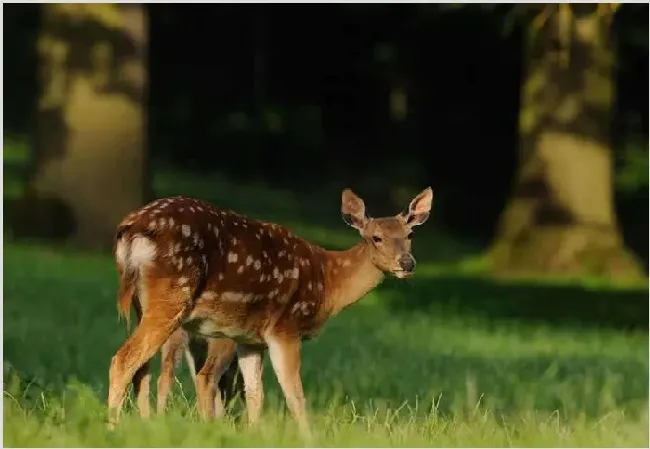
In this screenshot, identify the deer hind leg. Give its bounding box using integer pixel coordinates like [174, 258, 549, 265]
[108, 277, 188, 428]
[191, 337, 238, 420]
[131, 296, 151, 418]
[156, 328, 188, 414]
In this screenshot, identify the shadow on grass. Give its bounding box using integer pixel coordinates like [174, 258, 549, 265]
[378, 274, 649, 331]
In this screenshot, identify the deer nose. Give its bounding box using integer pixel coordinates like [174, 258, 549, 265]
[398, 254, 416, 272]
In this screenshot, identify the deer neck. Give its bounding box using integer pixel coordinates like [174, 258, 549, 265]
[321, 242, 384, 317]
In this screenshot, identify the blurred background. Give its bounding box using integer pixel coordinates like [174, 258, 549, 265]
[2, 4, 649, 446]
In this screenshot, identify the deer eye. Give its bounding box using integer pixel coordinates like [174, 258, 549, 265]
[406, 232, 414, 240]
[372, 235, 383, 243]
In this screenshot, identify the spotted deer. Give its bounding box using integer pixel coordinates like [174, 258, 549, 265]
[109, 187, 433, 438]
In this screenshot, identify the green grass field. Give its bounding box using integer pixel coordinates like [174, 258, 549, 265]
[3, 155, 649, 447]
[3, 241, 649, 447]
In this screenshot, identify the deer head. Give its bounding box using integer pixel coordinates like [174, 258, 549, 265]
[341, 187, 433, 279]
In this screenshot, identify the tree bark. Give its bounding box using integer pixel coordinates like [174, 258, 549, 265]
[20, 4, 148, 250]
[489, 5, 643, 279]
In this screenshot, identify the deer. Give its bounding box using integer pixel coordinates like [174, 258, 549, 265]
[108, 187, 433, 439]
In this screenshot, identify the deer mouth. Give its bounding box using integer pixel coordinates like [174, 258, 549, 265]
[393, 270, 414, 279]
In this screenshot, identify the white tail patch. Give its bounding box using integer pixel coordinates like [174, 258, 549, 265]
[115, 239, 129, 268]
[130, 236, 157, 268]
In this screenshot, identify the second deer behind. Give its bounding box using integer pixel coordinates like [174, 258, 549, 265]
[108, 187, 433, 439]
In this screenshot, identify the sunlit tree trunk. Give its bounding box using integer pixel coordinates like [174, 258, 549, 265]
[23, 4, 148, 250]
[489, 4, 643, 279]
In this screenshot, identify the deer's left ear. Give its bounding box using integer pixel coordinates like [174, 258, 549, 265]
[401, 187, 433, 227]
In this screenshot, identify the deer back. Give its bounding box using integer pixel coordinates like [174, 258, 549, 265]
[115, 196, 330, 338]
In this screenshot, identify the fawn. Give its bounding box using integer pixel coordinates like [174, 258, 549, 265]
[109, 187, 433, 438]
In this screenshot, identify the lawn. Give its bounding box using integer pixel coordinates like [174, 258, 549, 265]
[2, 155, 649, 447]
[3, 240, 649, 447]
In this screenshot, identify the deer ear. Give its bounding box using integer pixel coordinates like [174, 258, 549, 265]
[341, 188, 368, 230]
[402, 187, 433, 227]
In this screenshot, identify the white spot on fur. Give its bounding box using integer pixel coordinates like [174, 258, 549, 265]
[292, 267, 299, 279]
[189, 207, 195, 213]
[149, 220, 156, 229]
[273, 267, 279, 278]
[178, 277, 189, 286]
[130, 236, 156, 267]
[202, 291, 216, 300]
[168, 217, 175, 227]
[196, 206, 203, 212]
[187, 256, 193, 265]
[221, 291, 245, 302]
[246, 255, 254, 266]
[214, 227, 219, 238]
[253, 260, 261, 270]
[307, 282, 312, 291]
[228, 252, 238, 263]
[237, 265, 244, 274]
[232, 237, 238, 245]
[177, 258, 183, 271]
[218, 273, 224, 281]
[182, 224, 191, 237]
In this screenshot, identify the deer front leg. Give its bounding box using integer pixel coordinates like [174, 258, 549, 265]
[236, 344, 265, 425]
[266, 335, 311, 441]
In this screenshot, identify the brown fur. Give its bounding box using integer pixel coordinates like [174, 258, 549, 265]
[108, 189, 432, 438]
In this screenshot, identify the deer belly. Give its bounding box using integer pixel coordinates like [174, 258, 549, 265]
[181, 317, 260, 344]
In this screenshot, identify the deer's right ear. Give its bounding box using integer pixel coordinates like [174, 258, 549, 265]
[341, 188, 367, 230]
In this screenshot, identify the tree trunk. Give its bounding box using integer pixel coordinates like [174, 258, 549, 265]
[489, 5, 643, 279]
[21, 4, 148, 250]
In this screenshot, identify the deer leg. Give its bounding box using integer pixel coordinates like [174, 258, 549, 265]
[131, 298, 151, 418]
[156, 329, 186, 414]
[108, 305, 186, 427]
[193, 338, 237, 420]
[236, 344, 265, 425]
[266, 335, 311, 441]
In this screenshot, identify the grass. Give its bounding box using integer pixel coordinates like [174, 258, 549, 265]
[3, 242, 649, 447]
[3, 138, 649, 446]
